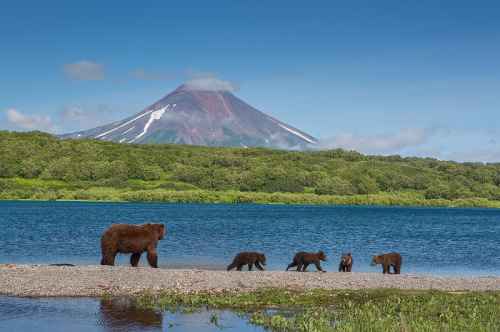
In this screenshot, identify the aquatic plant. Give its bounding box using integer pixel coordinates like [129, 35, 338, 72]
[135, 289, 500, 331]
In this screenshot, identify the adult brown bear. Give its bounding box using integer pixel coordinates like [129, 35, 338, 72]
[100, 223, 166, 268]
[338, 253, 353, 272]
[371, 252, 402, 274]
[227, 252, 266, 271]
[286, 251, 327, 272]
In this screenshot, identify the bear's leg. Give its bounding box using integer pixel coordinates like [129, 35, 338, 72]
[382, 263, 388, 274]
[130, 253, 141, 267]
[146, 248, 158, 268]
[314, 261, 325, 272]
[101, 251, 116, 266]
[255, 262, 264, 270]
[237, 264, 243, 271]
[394, 264, 400, 274]
[247, 263, 253, 271]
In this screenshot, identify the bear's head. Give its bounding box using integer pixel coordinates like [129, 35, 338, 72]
[317, 251, 327, 261]
[258, 253, 266, 265]
[156, 224, 166, 240]
[371, 255, 383, 266]
[146, 223, 166, 240]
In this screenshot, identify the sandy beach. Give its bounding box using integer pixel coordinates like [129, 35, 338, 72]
[1, 264, 499, 297]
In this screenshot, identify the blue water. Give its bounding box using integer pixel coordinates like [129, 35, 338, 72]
[1, 201, 499, 275]
[0, 296, 262, 332]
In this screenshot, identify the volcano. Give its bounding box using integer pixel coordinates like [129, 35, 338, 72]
[62, 84, 318, 149]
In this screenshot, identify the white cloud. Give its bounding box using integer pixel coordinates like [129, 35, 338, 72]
[184, 75, 237, 92]
[3, 105, 125, 134]
[63, 60, 105, 80]
[5, 109, 56, 132]
[60, 106, 85, 120]
[58, 105, 121, 132]
[318, 128, 435, 155]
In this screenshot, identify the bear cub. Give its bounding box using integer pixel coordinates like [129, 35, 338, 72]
[286, 251, 327, 272]
[371, 252, 402, 274]
[338, 253, 353, 272]
[227, 252, 266, 271]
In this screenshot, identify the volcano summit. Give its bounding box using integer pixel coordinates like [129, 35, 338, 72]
[62, 84, 318, 149]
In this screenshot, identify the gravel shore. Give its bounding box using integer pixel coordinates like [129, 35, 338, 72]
[1, 264, 499, 297]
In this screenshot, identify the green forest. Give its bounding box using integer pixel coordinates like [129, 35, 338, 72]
[1, 131, 500, 208]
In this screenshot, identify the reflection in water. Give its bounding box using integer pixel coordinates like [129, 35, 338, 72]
[98, 298, 162, 331]
[0, 296, 263, 332]
[165, 310, 264, 331]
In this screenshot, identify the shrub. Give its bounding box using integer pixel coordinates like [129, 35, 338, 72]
[315, 176, 354, 195]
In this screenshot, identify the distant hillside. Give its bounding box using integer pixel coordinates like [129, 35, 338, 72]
[1, 131, 500, 207]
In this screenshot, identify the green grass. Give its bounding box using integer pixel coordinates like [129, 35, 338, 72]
[135, 288, 500, 331]
[1, 183, 500, 208]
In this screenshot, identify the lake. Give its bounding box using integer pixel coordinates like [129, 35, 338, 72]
[1, 201, 499, 275]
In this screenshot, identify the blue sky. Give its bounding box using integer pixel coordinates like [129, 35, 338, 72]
[1, 1, 500, 161]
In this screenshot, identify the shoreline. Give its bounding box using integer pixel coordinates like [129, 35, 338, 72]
[1, 265, 500, 298]
[1, 196, 500, 210]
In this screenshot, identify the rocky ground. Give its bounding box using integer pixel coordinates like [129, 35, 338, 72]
[1, 264, 499, 297]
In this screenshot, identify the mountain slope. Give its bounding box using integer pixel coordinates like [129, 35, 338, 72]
[61, 85, 318, 149]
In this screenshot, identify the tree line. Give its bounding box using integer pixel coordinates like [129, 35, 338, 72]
[1, 131, 500, 204]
